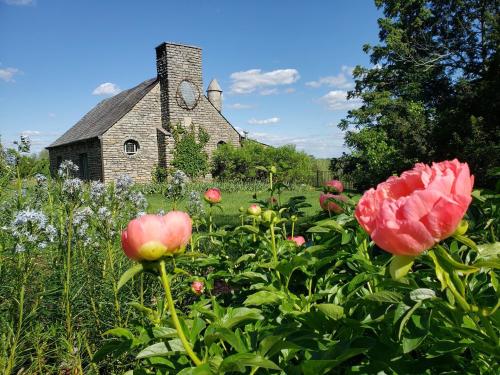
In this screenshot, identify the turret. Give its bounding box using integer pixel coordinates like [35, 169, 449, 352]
[207, 79, 222, 112]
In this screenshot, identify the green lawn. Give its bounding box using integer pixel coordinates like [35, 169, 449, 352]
[147, 188, 322, 226]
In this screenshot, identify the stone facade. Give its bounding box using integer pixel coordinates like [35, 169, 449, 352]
[101, 83, 162, 183]
[48, 42, 241, 183]
[48, 138, 102, 180]
[155, 43, 241, 156]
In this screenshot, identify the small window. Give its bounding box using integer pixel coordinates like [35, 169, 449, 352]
[124, 139, 139, 155]
[217, 140, 226, 148]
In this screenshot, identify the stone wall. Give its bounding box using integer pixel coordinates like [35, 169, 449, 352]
[48, 138, 102, 180]
[101, 83, 165, 184]
[155, 43, 241, 158]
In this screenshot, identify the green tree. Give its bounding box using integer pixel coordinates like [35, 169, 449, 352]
[337, 0, 500, 190]
[171, 123, 210, 178]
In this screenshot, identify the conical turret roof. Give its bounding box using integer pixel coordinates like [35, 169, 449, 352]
[207, 78, 222, 92]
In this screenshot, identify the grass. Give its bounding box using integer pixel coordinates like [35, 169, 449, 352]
[147, 187, 323, 226]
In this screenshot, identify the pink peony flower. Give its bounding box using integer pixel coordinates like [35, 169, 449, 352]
[121, 211, 192, 261]
[191, 280, 204, 295]
[204, 188, 221, 204]
[355, 159, 474, 256]
[247, 204, 262, 216]
[320, 193, 347, 214]
[288, 235, 306, 246]
[324, 179, 344, 193]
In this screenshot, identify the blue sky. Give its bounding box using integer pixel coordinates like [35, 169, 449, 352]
[0, 0, 381, 158]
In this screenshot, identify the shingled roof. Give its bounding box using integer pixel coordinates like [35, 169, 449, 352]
[47, 78, 158, 148]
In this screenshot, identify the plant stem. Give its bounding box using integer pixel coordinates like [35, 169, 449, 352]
[5, 280, 25, 375]
[270, 224, 277, 263]
[64, 207, 74, 341]
[158, 260, 203, 366]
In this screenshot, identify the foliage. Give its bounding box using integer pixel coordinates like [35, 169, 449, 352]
[0, 162, 498, 374]
[171, 123, 210, 178]
[212, 140, 315, 184]
[336, 0, 500, 190]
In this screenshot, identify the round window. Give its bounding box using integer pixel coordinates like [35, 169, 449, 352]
[124, 139, 139, 155]
[176, 80, 200, 110]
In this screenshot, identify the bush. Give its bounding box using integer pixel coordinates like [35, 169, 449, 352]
[211, 140, 314, 184]
[171, 123, 209, 178]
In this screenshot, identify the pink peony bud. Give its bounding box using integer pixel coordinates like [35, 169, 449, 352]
[247, 204, 262, 216]
[324, 179, 344, 193]
[121, 211, 192, 261]
[319, 193, 347, 214]
[287, 235, 306, 246]
[354, 159, 474, 256]
[204, 188, 222, 204]
[191, 280, 204, 295]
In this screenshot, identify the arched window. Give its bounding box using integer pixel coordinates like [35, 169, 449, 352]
[217, 140, 226, 148]
[124, 139, 140, 155]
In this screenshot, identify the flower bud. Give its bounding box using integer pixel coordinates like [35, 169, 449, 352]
[204, 188, 222, 204]
[262, 210, 276, 223]
[269, 166, 277, 174]
[191, 280, 204, 296]
[247, 204, 262, 216]
[287, 235, 305, 246]
[324, 179, 344, 193]
[121, 212, 192, 261]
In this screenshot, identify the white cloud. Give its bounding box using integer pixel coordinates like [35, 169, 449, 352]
[284, 87, 296, 94]
[248, 117, 280, 125]
[92, 82, 121, 96]
[2, 0, 34, 5]
[260, 88, 279, 96]
[21, 130, 41, 136]
[320, 90, 362, 111]
[227, 103, 253, 109]
[230, 68, 300, 94]
[306, 65, 354, 89]
[0, 67, 20, 82]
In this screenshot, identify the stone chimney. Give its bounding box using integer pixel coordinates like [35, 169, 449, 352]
[155, 42, 203, 129]
[207, 78, 222, 112]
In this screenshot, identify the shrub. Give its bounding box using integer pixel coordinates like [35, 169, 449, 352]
[211, 140, 314, 184]
[171, 123, 209, 178]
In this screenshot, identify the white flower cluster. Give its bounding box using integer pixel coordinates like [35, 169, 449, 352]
[187, 191, 205, 218]
[11, 208, 57, 252]
[58, 160, 79, 178]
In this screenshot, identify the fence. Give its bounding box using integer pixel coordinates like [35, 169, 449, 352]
[309, 170, 354, 190]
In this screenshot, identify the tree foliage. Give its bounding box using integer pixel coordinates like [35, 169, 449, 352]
[335, 0, 500, 190]
[171, 123, 210, 178]
[211, 140, 314, 183]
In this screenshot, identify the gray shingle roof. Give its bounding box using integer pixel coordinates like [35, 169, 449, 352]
[47, 78, 158, 148]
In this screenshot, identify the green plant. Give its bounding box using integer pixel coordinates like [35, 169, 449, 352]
[171, 123, 209, 178]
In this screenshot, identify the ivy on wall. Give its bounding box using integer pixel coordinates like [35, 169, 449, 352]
[171, 123, 210, 178]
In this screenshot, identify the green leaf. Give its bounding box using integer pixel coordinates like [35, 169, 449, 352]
[398, 301, 422, 340]
[364, 291, 402, 303]
[452, 234, 478, 251]
[218, 307, 264, 330]
[434, 245, 479, 274]
[117, 263, 145, 291]
[243, 291, 284, 306]
[476, 242, 500, 260]
[103, 327, 134, 340]
[136, 340, 185, 359]
[218, 353, 281, 372]
[152, 326, 177, 339]
[409, 288, 436, 302]
[389, 255, 415, 280]
[177, 363, 215, 375]
[403, 334, 427, 353]
[316, 303, 344, 320]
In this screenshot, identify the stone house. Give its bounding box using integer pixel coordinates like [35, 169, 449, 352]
[47, 42, 242, 183]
